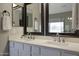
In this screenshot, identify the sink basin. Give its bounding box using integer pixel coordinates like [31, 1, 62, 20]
[22, 37, 70, 47]
[29, 39, 49, 43]
[21, 37, 79, 49]
[45, 41, 69, 47]
[22, 38, 49, 43]
[24, 38, 68, 46]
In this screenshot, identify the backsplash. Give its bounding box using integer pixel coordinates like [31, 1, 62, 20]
[9, 27, 79, 43]
[9, 27, 23, 39]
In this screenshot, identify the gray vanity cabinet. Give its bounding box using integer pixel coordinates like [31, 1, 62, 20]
[40, 47, 60, 56]
[9, 41, 79, 56]
[61, 52, 76, 56]
[32, 45, 41, 56]
[9, 41, 24, 56]
[9, 41, 40, 56]
[61, 50, 78, 56]
[14, 42, 24, 56]
[21, 44, 31, 56]
[9, 41, 15, 56]
[9, 41, 19, 56]
[9, 41, 31, 56]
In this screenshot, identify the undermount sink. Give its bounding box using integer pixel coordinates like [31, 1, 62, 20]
[28, 39, 50, 43]
[28, 39, 70, 47]
[22, 37, 78, 48]
[28, 40, 67, 46]
[45, 41, 69, 47]
[22, 37, 70, 47]
[22, 38, 49, 43]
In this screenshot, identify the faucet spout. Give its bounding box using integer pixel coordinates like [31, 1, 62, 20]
[56, 33, 61, 42]
[56, 33, 65, 43]
[27, 32, 35, 40]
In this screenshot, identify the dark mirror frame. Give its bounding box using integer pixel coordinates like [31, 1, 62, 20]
[23, 3, 44, 35]
[45, 3, 79, 37]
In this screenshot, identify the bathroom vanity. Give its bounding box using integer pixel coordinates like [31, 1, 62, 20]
[9, 3, 79, 56]
[9, 37, 79, 56]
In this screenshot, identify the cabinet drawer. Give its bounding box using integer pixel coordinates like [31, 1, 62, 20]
[41, 47, 60, 56]
[9, 41, 14, 48]
[61, 50, 78, 56]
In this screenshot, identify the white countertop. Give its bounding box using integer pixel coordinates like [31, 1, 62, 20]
[9, 37, 79, 53]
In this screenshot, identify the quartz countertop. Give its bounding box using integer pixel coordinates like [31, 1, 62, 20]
[9, 37, 79, 53]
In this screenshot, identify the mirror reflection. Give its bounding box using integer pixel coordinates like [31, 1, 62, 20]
[12, 3, 23, 27]
[49, 3, 73, 33]
[26, 3, 41, 32]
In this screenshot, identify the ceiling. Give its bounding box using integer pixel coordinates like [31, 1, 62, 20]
[49, 3, 73, 14]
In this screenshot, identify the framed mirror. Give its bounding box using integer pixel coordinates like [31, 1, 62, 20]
[24, 3, 44, 35]
[46, 3, 78, 35]
[12, 3, 24, 27]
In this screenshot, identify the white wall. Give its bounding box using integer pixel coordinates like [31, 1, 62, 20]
[9, 27, 23, 39]
[0, 3, 12, 55]
[78, 4, 79, 30]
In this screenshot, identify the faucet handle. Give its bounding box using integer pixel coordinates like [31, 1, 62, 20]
[27, 32, 32, 35]
[62, 39, 65, 43]
[61, 37, 65, 43]
[32, 36, 35, 40]
[20, 35, 24, 38]
[56, 33, 60, 37]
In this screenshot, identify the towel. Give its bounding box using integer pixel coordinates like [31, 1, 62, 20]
[2, 15, 12, 31]
[34, 20, 38, 31]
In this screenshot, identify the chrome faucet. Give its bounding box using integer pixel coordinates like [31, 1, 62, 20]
[56, 33, 61, 42]
[27, 32, 35, 40]
[27, 32, 31, 39]
[20, 35, 25, 38]
[56, 33, 65, 43]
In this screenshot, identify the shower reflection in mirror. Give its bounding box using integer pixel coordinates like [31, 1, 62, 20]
[48, 3, 74, 33]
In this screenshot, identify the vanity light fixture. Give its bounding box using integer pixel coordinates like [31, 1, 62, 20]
[13, 3, 17, 7]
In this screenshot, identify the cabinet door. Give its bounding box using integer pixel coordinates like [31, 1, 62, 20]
[32, 45, 40, 56]
[14, 42, 23, 56]
[9, 41, 14, 48]
[61, 51, 78, 56]
[9, 41, 19, 56]
[9, 41, 14, 56]
[10, 48, 19, 56]
[21, 44, 31, 56]
[41, 47, 60, 56]
[10, 41, 24, 56]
